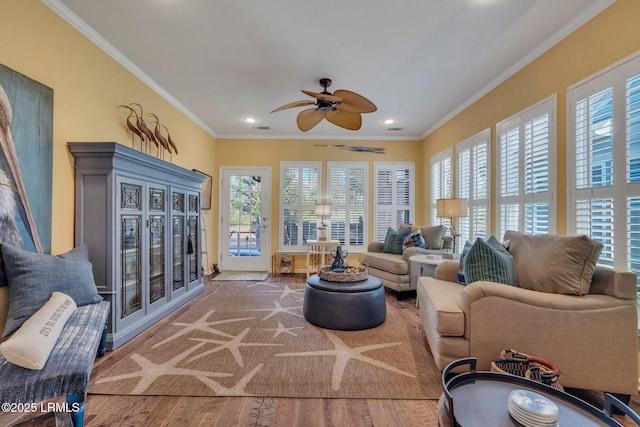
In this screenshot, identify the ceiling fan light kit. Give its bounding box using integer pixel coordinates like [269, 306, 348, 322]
[271, 78, 377, 132]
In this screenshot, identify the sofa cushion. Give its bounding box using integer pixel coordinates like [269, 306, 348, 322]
[418, 277, 465, 336]
[464, 236, 515, 285]
[418, 225, 445, 250]
[382, 227, 411, 255]
[457, 241, 472, 284]
[362, 252, 408, 275]
[0, 291, 77, 370]
[504, 231, 603, 295]
[402, 230, 427, 250]
[1, 244, 103, 337]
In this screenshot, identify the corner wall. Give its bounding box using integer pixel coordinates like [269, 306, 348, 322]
[420, 0, 640, 236]
[0, 0, 216, 255]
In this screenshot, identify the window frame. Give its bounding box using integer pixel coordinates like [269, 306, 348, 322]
[496, 95, 557, 238]
[456, 129, 491, 247]
[431, 148, 453, 226]
[279, 161, 322, 252]
[327, 161, 368, 253]
[373, 162, 416, 242]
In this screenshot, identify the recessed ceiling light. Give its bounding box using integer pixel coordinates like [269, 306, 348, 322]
[244, 117, 257, 124]
[383, 119, 395, 125]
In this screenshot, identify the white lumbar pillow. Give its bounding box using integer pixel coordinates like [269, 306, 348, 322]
[0, 291, 77, 370]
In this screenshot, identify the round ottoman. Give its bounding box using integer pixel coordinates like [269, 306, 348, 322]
[303, 274, 386, 330]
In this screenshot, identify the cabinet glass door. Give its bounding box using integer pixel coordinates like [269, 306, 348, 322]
[148, 187, 166, 304]
[121, 215, 142, 318]
[188, 194, 199, 283]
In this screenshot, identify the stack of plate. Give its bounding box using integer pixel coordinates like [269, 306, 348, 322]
[508, 389, 559, 427]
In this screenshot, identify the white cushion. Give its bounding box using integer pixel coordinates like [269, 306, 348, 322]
[0, 291, 77, 370]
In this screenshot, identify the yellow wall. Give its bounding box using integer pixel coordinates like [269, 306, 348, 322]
[421, 0, 640, 235]
[6, 0, 639, 269]
[214, 138, 421, 267]
[1, 0, 216, 255]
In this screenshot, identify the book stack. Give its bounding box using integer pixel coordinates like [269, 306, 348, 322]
[508, 389, 559, 427]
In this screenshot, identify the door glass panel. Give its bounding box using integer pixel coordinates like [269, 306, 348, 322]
[188, 215, 198, 282]
[121, 215, 141, 318]
[228, 175, 261, 257]
[149, 215, 165, 303]
[173, 215, 185, 290]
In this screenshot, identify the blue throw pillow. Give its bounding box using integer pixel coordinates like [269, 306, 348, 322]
[1, 243, 103, 337]
[402, 230, 427, 251]
[457, 241, 473, 284]
[382, 227, 412, 255]
[463, 236, 515, 286]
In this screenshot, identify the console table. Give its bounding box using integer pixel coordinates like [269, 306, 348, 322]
[306, 240, 340, 277]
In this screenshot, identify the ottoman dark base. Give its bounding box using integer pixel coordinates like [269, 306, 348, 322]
[303, 274, 386, 331]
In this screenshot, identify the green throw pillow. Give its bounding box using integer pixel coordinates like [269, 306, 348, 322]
[464, 236, 515, 285]
[382, 227, 412, 255]
[1, 244, 103, 337]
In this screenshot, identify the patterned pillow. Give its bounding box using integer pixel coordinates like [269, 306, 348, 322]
[457, 241, 473, 284]
[402, 230, 427, 251]
[382, 227, 412, 255]
[1, 244, 102, 337]
[464, 236, 515, 285]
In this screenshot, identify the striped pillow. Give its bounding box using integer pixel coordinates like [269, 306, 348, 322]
[464, 236, 515, 285]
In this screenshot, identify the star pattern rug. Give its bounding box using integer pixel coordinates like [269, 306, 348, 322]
[89, 279, 442, 399]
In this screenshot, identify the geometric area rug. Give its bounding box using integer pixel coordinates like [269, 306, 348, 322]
[89, 279, 442, 399]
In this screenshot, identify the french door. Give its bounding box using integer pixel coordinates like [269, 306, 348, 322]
[219, 167, 271, 271]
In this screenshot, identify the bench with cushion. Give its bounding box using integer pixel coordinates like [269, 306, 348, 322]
[0, 243, 110, 427]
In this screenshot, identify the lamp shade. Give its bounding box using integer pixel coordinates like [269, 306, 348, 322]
[436, 198, 468, 218]
[314, 204, 331, 217]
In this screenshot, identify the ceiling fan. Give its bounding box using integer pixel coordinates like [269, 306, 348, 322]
[271, 78, 377, 132]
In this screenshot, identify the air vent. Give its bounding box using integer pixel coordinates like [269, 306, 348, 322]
[387, 127, 403, 131]
[255, 126, 270, 130]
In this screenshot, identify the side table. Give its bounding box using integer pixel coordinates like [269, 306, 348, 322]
[409, 254, 448, 278]
[306, 240, 340, 278]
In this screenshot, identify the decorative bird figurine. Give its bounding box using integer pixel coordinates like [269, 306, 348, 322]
[130, 103, 158, 149]
[0, 85, 43, 253]
[148, 113, 170, 153]
[117, 105, 146, 147]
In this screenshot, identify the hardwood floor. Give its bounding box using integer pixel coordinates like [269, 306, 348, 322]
[2, 274, 638, 426]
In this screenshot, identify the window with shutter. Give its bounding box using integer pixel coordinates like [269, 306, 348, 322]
[569, 51, 640, 293]
[431, 148, 453, 226]
[496, 96, 556, 238]
[327, 162, 368, 252]
[279, 162, 321, 252]
[456, 129, 490, 249]
[373, 163, 415, 242]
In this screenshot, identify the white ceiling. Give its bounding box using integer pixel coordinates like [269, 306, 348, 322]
[44, 0, 614, 140]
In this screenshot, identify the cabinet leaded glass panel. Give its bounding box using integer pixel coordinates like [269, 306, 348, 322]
[172, 215, 185, 291]
[121, 215, 142, 317]
[149, 215, 166, 303]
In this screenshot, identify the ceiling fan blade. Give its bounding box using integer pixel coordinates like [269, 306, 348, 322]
[325, 110, 362, 131]
[297, 108, 325, 131]
[301, 90, 342, 103]
[271, 100, 315, 113]
[333, 90, 377, 113]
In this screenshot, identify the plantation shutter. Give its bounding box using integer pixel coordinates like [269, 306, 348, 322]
[327, 162, 368, 252]
[280, 162, 321, 251]
[457, 130, 490, 248]
[431, 149, 453, 226]
[374, 163, 415, 242]
[497, 96, 556, 238]
[568, 52, 640, 293]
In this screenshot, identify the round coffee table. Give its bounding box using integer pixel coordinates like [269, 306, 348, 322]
[303, 274, 386, 330]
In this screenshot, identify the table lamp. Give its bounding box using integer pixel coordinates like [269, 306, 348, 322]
[314, 203, 331, 241]
[436, 198, 468, 253]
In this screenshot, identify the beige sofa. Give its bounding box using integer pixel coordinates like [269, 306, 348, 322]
[360, 225, 445, 294]
[417, 231, 638, 396]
